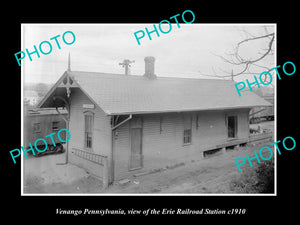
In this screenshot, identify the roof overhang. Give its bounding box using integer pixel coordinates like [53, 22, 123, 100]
[107, 105, 269, 116]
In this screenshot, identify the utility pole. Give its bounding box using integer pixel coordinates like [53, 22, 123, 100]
[119, 59, 135, 75]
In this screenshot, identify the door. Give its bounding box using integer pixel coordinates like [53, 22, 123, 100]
[130, 128, 143, 170]
[227, 115, 238, 138]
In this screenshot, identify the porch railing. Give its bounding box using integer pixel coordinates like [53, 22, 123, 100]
[71, 148, 107, 165]
[71, 148, 109, 189]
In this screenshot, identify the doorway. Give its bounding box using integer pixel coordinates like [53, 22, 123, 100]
[130, 128, 143, 170]
[227, 115, 238, 138]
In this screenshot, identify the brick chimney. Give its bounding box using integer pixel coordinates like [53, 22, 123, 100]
[144, 56, 157, 79]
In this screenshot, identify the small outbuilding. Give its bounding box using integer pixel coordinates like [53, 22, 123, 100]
[37, 56, 270, 186]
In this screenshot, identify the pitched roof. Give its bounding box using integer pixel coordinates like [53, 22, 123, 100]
[38, 71, 271, 115]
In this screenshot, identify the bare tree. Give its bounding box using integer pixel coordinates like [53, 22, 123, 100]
[199, 26, 275, 86]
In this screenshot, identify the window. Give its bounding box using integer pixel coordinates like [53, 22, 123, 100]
[52, 121, 60, 131]
[84, 113, 94, 150]
[183, 115, 192, 145]
[183, 129, 192, 145]
[227, 115, 237, 138]
[159, 116, 163, 134]
[33, 123, 41, 133]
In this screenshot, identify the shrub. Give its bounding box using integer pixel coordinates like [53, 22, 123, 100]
[230, 158, 274, 193]
[255, 158, 274, 193]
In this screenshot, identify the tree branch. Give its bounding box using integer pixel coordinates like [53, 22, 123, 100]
[201, 29, 275, 80]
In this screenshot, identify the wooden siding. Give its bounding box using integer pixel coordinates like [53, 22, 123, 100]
[113, 109, 250, 180]
[113, 121, 130, 180]
[66, 89, 250, 181]
[68, 88, 112, 180]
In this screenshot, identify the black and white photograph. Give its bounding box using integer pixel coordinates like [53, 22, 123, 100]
[4, 4, 298, 221]
[21, 24, 276, 195]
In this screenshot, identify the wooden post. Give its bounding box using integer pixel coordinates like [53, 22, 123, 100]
[221, 147, 226, 154]
[102, 157, 109, 190]
[201, 151, 205, 159]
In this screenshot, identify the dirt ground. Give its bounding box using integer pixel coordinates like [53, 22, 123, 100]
[23, 121, 274, 194]
[23, 149, 103, 194]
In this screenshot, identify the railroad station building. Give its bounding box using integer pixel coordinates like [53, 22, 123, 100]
[37, 56, 270, 187]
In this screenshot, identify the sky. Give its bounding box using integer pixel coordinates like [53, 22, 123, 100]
[22, 24, 275, 85]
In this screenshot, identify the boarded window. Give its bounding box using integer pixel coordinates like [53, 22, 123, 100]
[33, 123, 41, 133]
[52, 121, 60, 131]
[84, 113, 94, 150]
[227, 115, 237, 138]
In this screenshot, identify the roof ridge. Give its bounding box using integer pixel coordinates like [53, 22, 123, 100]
[68, 70, 233, 82]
